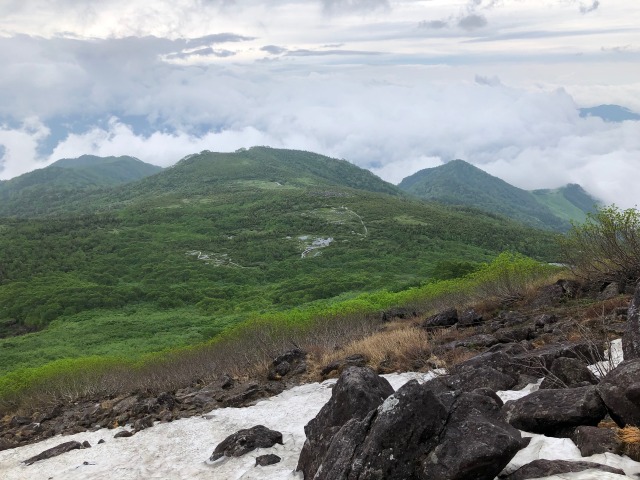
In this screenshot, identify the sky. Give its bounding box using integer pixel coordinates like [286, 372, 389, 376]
[0, 0, 639, 206]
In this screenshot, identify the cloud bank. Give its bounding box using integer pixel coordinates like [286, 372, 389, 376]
[0, 0, 638, 208]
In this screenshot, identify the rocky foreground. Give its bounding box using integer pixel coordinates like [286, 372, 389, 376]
[3, 282, 640, 479]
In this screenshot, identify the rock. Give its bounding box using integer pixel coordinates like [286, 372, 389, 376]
[219, 373, 235, 390]
[305, 379, 525, 480]
[531, 283, 565, 308]
[81, 441, 91, 448]
[267, 348, 307, 380]
[320, 354, 370, 378]
[133, 415, 154, 431]
[381, 307, 417, 322]
[98, 439, 105, 444]
[557, 279, 583, 298]
[534, 314, 558, 328]
[458, 309, 483, 328]
[114, 430, 134, 438]
[539, 357, 599, 389]
[597, 358, 640, 427]
[255, 454, 281, 466]
[599, 282, 621, 300]
[421, 390, 526, 480]
[442, 366, 517, 392]
[423, 308, 458, 329]
[441, 334, 499, 351]
[344, 353, 368, 367]
[495, 326, 534, 344]
[572, 426, 623, 456]
[9, 416, 31, 428]
[500, 459, 625, 480]
[320, 360, 341, 377]
[511, 342, 604, 377]
[209, 425, 283, 462]
[623, 282, 640, 360]
[112, 395, 138, 415]
[23, 441, 84, 465]
[503, 385, 607, 435]
[296, 366, 394, 479]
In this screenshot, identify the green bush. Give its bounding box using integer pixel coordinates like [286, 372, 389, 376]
[559, 205, 640, 286]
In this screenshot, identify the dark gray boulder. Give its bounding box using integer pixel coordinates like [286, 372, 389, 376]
[209, 425, 283, 462]
[623, 282, 640, 360]
[502, 385, 607, 435]
[423, 308, 458, 329]
[255, 453, 281, 466]
[572, 426, 624, 456]
[539, 357, 599, 389]
[597, 358, 640, 427]
[296, 366, 394, 478]
[442, 366, 517, 392]
[267, 348, 307, 380]
[458, 309, 483, 327]
[23, 441, 85, 465]
[421, 391, 526, 480]
[441, 334, 499, 351]
[500, 459, 625, 480]
[302, 378, 525, 480]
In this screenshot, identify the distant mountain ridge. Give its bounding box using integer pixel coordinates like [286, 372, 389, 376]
[0, 155, 163, 216]
[398, 159, 599, 231]
[579, 104, 640, 123]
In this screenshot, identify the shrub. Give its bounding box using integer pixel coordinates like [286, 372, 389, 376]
[559, 205, 640, 286]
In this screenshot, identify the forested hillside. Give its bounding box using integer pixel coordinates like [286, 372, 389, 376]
[0, 147, 558, 376]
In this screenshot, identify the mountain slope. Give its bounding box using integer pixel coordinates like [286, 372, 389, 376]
[0, 155, 162, 216]
[532, 184, 599, 224]
[398, 160, 571, 230]
[398, 160, 598, 230]
[579, 104, 640, 123]
[0, 147, 558, 374]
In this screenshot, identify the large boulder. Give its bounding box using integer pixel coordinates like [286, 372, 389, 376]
[539, 357, 599, 389]
[209, 425, 283, 462]
[500, 459, 625, 480]
[297, 366, 394, 478]
[502, 385, 607, 435]
[597, 358, 640, 427]
[623, 282, 640, 360]
[267, 348, 307, 380]
[23, 441, 86, 465]
[301, 378, 525, 480]
[442, 366, 517, 392]
[422, 308, 458, 329]
[571, 426, 623, 456]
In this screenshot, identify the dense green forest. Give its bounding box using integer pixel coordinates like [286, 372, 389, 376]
[0, 147, 559, 377]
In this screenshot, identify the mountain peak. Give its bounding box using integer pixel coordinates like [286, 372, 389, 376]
[398, 160, 596, 230]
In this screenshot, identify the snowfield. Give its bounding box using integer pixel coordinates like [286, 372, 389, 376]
[1, 344, 638, 479]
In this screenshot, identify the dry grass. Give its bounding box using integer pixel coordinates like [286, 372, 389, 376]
[316, 326, 432, 374]
[618, 426, 640, 461]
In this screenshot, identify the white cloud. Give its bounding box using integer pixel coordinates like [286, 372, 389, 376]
[0, 1, 639, 209]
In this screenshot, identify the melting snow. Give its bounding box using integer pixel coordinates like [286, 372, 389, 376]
[2, 346, 638, 479]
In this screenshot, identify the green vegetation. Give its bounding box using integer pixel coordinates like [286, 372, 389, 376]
[398, 159, 599, 231]
[0, 147, 563, 411]
[532, 184, 598, 224]
[0, 253, 559, 412]
[0, 155, 162, 217]
[559, 205, 640, 286]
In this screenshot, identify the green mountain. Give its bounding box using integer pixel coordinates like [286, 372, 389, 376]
[0, 147, 558, 376]
[0, 155, 162, 216]
[532, 184, 598, 224]
[397, 160, 598, 230]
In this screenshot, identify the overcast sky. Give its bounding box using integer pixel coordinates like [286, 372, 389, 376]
[0, 0, 639, 206]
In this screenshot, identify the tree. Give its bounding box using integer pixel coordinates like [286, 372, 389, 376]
[559, 205, 640, 286]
